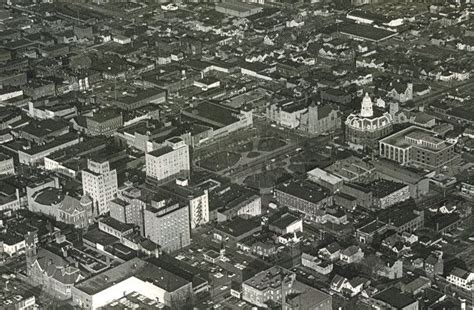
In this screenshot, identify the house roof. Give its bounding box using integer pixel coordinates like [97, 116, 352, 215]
[35, 248, 82, 285]
[373, 287, 417, 308]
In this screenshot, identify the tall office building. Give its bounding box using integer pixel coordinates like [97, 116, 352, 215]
[145, 137, 190, 185]
[144, 198, 191, 253]
[109, 183, 146, 234]
[160, 179, 209, 230]
[82, 159, 118, 216]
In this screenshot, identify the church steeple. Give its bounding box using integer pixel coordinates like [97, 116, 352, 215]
[360, 92, 374, 118]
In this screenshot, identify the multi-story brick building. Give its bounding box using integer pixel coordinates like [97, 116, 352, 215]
[379, 126, 458, 171]
[84, 109, 123, 136]
[144, 198, 190, 253]
[274, 180, 332, 222]
[242, 266, 332, 309]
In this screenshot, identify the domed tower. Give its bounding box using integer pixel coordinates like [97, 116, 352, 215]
[360, 92, 374, 118]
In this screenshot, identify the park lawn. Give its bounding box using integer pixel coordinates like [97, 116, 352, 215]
[257, 137, 286, 152]
[197, 151, 241, 172]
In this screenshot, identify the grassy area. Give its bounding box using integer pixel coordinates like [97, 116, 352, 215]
[247, 151, 261, 158]
[197, 151, 241, 172]
[233, 141, 253, 153]
[244, 168, 290, 189]
[257, 137, 286, 152]
[288, 164, 309, 174]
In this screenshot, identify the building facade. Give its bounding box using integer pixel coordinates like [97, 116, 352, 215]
[274, 180, 333, 222]
[0, 152, 14, 175]
[146, 137, 190, 185]
[144, 200, 191, 253]
[82, 159, 118, 216]
[345, 93, 393, 149]
[379, 126, 457, 170]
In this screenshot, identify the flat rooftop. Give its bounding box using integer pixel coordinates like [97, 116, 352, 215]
[74, 258, 189, 296]
[103, 292, 166, 309]
[216, 216, 260, 237]
[270, 213, 300, 230]
[184, 101, 240, 127]
[244, 266, 294, 291]
[338, 22, 397, 42]
[276, 180, 330, 204]
[216, 1, 261, 13]
[326, 156, 374, 181]
[380, 126, 451, 150]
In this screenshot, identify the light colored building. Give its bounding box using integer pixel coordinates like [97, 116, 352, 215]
[71, 258, 192, 309]
[146, 137, 190, 185]
[0, 233, 25, 256]
[302, 253, 333, 275]
[266, 99, 307, 129]
[82, 159, 118, 216]
[345, 93, 393, 149]
[181, 101, 253, 143]
[379, 126, 458, 170]
[109, 184, 146, 234]
[144, 199, 190, 253]
[340, 245, 364, 264]
[307, 168, 343, 193]
[242, 266, 296, 308]
[269, 213, 303, 235]
[159, 179, 209, 230]
[267, 100, 340, 135]
[57, 195, 93, 229]
[447, 267, 474, 290]
[26, 178, 62, 218]
[242, 266, 332, 309]
[28, 101, 77, 120]
[0, 152, 14, 175]
[215, 2, 263, 17]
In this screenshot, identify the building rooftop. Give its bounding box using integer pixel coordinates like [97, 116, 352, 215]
[275, 180, 330, 204]
[244, 266, 294, 291]
[216, 216, 260, 237]
[216, 1, 261, 13]
[307, 168, 343, 185]
[373, 287, 416, 308]
[147, 146, 174, 158]
[88, 109, 121, 123]
[326, 156, 375, 181]
[269, 213, 300, 231]
[74, 258, 189, 296]
[102, 292, 166, 309]
[184, 101, 240, 127]
[100, 216, 135, 233]
[33, 187, 64, 206]
[338, 22, 397, 42]
[380, 126, 451, 150]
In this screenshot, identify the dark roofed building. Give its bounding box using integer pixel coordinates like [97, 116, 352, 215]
[214, 216, 262, 245]
[372, 287, 418, 309]
[28, 248, 84, 299]
[84, 109, 123, 136]
[275, 180, 333, 222]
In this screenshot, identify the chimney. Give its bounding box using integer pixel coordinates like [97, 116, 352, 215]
[460, 298, 466, 310]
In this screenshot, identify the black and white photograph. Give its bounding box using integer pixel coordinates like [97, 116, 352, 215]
[0, 0, 472, 309]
